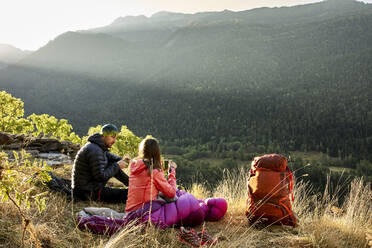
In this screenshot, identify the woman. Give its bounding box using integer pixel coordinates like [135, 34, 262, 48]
[125, 136, 178, 213]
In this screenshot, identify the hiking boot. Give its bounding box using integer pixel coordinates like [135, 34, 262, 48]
[179, 226, 204, 247]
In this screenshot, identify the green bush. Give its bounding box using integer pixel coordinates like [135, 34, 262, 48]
[0, 91, 33, 134]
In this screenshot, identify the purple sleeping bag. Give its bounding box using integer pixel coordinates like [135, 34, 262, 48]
[78, 190, 228, 235]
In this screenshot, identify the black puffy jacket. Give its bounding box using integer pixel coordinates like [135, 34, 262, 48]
[71, 133, 129, 191]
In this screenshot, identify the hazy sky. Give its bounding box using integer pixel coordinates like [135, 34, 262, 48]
[0, 0, 371, 51]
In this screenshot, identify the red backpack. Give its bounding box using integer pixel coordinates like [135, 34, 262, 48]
[245, 154, 297, 227]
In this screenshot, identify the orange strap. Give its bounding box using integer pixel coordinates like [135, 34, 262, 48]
[287, 168, 294, 202]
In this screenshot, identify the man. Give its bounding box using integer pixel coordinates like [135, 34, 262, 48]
[72, 124, 129, 203]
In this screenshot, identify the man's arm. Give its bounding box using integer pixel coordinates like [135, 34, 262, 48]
[88, 146, 120, 182]
[114, 169, 129, 186]
[106, 152, 122, 162]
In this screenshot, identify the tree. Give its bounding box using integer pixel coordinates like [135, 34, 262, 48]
[0, 91, 33, 134]
[111, 125, 142, 158]
[27, 113, 81, 144]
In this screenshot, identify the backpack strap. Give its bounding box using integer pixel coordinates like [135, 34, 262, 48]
[286, 167, 294, 202]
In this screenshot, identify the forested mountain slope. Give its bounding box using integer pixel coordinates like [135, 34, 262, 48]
[0, 0, 371, 160]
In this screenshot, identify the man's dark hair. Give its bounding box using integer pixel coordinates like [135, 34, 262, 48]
[100, 124, 119, 137]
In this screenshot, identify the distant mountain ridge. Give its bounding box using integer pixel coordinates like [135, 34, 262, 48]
[15, 0, 372, 68]
[0, 0, 371, 161]
[0, 44, 32, 69]
[85, 0, 369, 36]
[12, 0, 372, 84]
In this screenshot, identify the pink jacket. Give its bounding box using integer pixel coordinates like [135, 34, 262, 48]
[125, 159, 176, 213]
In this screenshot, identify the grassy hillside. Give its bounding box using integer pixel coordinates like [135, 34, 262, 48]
[0, 161, 370, 248]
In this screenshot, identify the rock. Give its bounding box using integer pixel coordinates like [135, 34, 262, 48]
[0, 132, 80, 165]
[37, 152, 71, 161]
[45, 161, 63, 167]
[14, 134, 25, 142]
[37, 153, 74, 167]
[27, 138, 63, 152]
[0, 132, 13, 145]
[40, 141, 62, 152]
[21, 137, 36, 147]
[24, 149, 40, 157]
[2, 142, 23, 150]
[60, 140, 72, 146]
[61, 141, 80, 150]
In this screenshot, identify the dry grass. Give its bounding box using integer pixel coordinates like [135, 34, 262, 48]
[0, 165, 371, 248]
[367, 229, 372, 247]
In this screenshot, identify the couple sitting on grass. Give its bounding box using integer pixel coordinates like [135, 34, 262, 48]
[72, 124, 228, 236]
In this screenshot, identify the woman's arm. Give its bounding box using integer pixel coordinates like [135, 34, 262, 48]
[153, 168, 176, 198]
